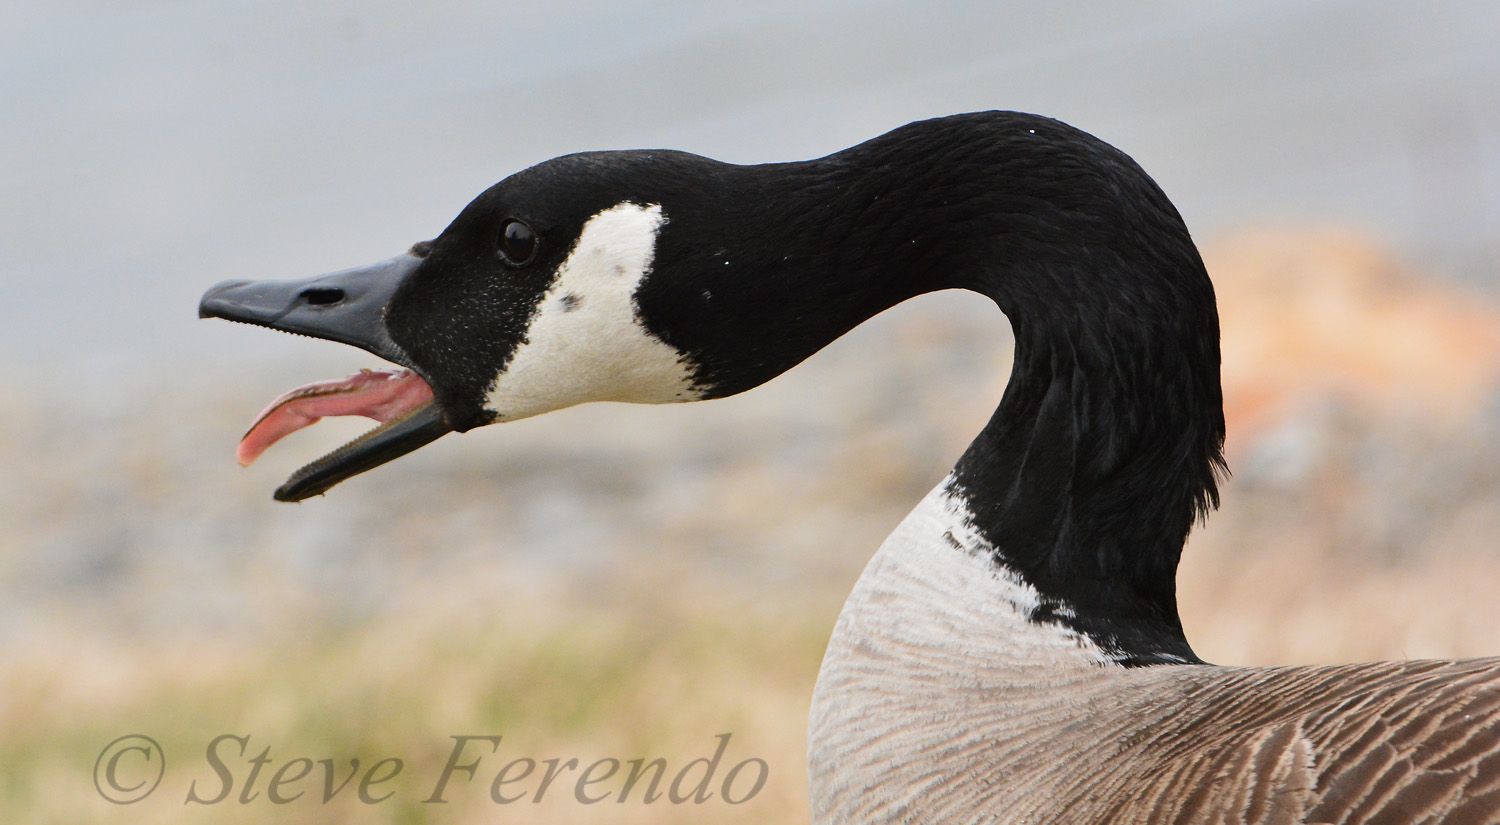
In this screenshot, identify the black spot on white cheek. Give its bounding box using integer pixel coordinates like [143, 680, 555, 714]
[560, 293, 582, 312]
[612, 264, 626, 277]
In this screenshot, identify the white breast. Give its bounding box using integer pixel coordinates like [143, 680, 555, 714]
[807, 477, 1126, 822]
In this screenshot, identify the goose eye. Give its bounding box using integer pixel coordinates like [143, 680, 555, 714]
[498, 219, 537, 266]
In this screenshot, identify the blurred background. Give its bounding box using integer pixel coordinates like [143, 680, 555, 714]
[3, 1, 1498, 822]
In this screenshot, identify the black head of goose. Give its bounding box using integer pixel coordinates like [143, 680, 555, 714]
[201, 112, 1500, 824]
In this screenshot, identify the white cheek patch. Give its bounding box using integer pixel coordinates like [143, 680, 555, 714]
[485, 202, 698, 420]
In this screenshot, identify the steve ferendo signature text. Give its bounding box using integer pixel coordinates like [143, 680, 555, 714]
[93, 733, 768, 806]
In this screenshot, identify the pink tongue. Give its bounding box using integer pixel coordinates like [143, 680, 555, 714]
[238, 369, 435, 466]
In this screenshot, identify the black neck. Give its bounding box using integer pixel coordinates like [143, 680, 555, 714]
[642, 112, 1225, 664]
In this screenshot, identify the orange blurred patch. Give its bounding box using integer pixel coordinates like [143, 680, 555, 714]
[1207, 230, 1500, 448]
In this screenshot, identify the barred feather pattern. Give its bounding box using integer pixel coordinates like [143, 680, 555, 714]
[808, 480, 1500, 824]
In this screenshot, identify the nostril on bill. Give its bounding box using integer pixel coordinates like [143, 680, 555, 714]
[300, 287, 345, 306]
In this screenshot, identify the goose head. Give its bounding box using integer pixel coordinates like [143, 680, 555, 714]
[201, 151, 725, 501]
[203, 111, 1223, 517]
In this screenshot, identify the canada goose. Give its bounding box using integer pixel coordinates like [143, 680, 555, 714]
[201, 112, 1500, 823]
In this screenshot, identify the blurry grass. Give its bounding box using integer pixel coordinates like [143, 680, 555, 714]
[0, 571, 833, 824]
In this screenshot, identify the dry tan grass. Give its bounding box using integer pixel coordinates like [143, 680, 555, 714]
[0, 571, 829, 824]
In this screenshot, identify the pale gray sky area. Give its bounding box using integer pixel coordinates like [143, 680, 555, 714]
[3, 0, 1498, 372]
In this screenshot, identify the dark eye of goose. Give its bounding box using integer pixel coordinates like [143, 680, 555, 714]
[498, 219, 537, 266]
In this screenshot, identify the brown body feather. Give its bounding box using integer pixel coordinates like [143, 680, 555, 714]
[1100, 660, 1500, 824]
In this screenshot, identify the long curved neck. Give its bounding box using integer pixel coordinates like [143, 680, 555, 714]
[646, 112, 1225, 663]
[951, 289, 1222, 663]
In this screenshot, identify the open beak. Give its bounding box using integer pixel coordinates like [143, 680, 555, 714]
[199, 254, 452, 502]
